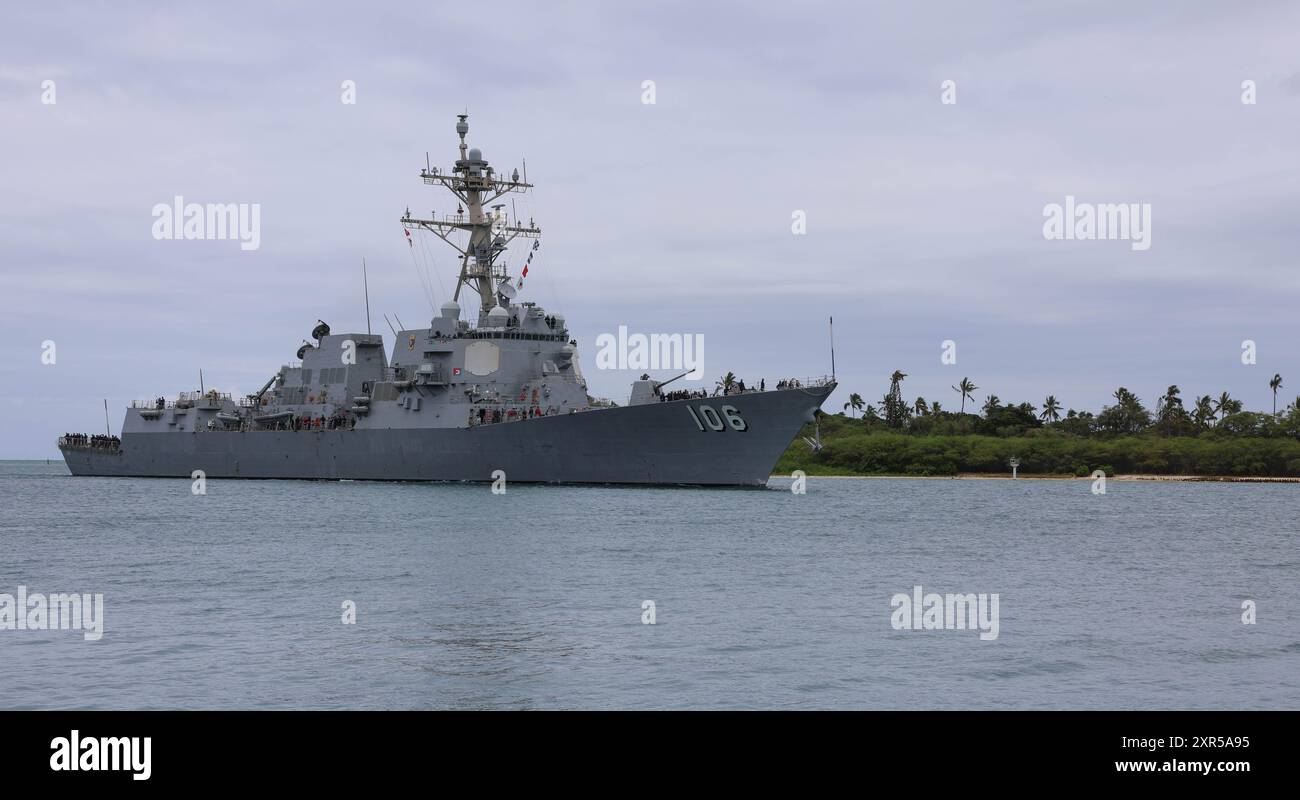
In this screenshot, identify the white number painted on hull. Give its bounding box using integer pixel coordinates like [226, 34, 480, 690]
[687, 404, 747, 432]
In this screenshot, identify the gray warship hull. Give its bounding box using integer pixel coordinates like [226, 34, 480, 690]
[61, 384, 833, 486]
[61, 114, 838, 487]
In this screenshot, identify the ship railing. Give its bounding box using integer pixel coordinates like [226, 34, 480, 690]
[697, 375, 835, 397]
[180, 390, 231, 402]
[57, 435, 121, 452]
[132, 399, 180, 410]
[762, 375, 835, 390]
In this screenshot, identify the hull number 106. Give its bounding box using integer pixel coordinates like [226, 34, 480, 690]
[687, 404, 747, 432]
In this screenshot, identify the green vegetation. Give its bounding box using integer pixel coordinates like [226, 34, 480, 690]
[776, 375, 1300, 477]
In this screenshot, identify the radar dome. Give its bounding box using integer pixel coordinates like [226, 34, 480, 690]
[468, 148, 482, 161]
[486, 305, 509, 326]
[440, 300, 460, 318]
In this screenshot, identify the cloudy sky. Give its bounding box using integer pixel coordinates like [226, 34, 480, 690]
[2, 2, 1298, 456]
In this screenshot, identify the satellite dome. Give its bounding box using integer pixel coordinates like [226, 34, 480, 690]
[440, 300, 460, 318]
[486, 305, 509, 326]
[468, 148, 482, 161]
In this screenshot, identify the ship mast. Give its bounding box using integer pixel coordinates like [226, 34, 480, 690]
[401, 114, 540, 316]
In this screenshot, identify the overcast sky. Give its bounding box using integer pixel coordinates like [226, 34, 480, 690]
[2, 2, 1298, 456]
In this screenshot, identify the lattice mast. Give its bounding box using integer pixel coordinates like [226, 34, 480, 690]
[401, 114, 540, 315]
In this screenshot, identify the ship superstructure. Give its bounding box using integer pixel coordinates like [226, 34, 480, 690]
[59, 115, 835, 485]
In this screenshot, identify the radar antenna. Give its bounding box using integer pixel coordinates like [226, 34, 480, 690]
[400, 114, 540, 316]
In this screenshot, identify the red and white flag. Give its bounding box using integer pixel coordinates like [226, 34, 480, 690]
[404, 229, 413, 248]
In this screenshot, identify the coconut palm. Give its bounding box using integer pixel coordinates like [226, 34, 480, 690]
[1214, 391, 1241, 420]
[982, 395, 1001, 415]
[715, 371, 736, 396]
[930, 400, 942, 416]
[1040, 395, 1061, 423]
[1270, 373, 1283, 415]
[952, 377, 977, 414]
[1193, 395, 1215, 429]
[842, 392, 865, 418]
[913, 396, 928, 416]
[1157, 385, 1185, 421]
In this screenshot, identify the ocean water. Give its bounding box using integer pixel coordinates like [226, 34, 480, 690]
[1, 460, 1296, 710]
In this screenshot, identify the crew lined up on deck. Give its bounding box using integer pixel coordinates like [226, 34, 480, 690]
[62, 434, 120, 449]
[660, 389, 710, 402]
[660, 377, 780, 401]
[470, 405, 560, 425]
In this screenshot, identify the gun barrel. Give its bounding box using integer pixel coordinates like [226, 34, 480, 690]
[654, 370, 693, 391]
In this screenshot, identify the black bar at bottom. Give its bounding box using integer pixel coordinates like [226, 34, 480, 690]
[4, 710, 1288, 787]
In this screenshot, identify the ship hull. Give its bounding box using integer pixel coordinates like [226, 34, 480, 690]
[61, 384, 833, 486]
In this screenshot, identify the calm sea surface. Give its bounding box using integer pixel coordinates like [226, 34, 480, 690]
[1, 460, 1296, 709]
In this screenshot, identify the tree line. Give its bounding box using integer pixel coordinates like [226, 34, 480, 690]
[779, 371, 1300, 477]
[837, 373, 1298, 439]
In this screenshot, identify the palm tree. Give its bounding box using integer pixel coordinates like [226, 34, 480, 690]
[1270, 374, 1283, 415]
[1193, 395, 1215, 429]
[930, 400, 942, 416]
[913, 396, 928, 416]
[715, 371, 737, 396]
[1040, 395, 1061, 423]
[952, 377, 977, 414]
[843, 392, 865, 418]
[1214, 391, 1241, 420]
[1157, 385, 1184, 420]
[982, 395, 1001, 415]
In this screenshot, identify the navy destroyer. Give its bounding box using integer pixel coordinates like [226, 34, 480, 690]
[60, 115, 835, 485]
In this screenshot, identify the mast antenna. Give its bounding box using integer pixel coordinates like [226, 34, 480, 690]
[400, 113, 541, 317]
[104, 399, 111, 437]
[362, 258, 372, 335]
[829, 316, 836, 381]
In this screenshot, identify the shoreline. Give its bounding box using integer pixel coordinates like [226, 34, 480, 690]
[773, 473, 1300, 483]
